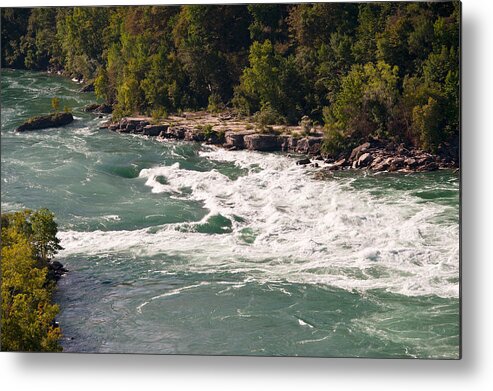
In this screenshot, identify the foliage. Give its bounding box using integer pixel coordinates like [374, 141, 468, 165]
[1, 2, 459, 153]
[151, 107, 168, 122]
[198, 124, 214, 138]
[207, 93, 224, 113]
[253, 102, 286, 128]
[234, 40, 305, 124]
[1, 209, 63, 351]
[324, 60, 400, 144]
[51, 97, 60, 112]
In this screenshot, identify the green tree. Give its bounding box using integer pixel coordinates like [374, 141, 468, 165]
[324, 61, 400, 145]
[21, 8, 63, 70]
[234, 39, 305, 124]
[1, 3, 460, 153]
[30, 208, 63, 262]
[1, 209, 62, 352]
[1, 8, 30, 68]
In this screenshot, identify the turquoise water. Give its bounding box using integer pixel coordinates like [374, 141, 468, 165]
[1, 70, 460, 358]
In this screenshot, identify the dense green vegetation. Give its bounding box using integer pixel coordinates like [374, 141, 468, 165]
[1, 2, 459, 154]
[1, 209, 63, 352]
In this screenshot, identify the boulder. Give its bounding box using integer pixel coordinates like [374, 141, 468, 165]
[295, 137, 323, 155]
[84, 103, 100, 112]
[388, 157, 405, 172]
[418, 161, 439, 172]
[243, 134, 282, 151]
[50, 261, 64, 270]
[404, 157, 417, 168]
[350, 142, 371, 161]
[124, 124, 136, 133]
[184, 128, 206, 142]
[97, 103, 113, 114]
[166, 126, 187, 139]
[357, 152, 373, 168]
[296, 158, 311, 165]
[143, 124, 168, 136]
[16, 112, 74, 132]
[85, 103, 112, 114]
[334, 158, 347, 167]
[47, 260, 68, 282]
[396, 143, 409, 155]
[416, 154, 433, 165]
[370, 157, 392, 172]
[328, 157, 348, 170]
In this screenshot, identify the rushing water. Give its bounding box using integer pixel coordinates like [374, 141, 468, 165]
[1, 69, 460, 358]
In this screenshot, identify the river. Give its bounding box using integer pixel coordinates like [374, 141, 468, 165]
[1, 69, 460, 358]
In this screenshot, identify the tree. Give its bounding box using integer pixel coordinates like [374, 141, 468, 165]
[2, 4, 460, 153]
[1, 209, 62, 352]
[234, 39, 306, 124]
[30, 208, 63, 262]
[21, 8, 62, 70]
[324, 61, 400, 145]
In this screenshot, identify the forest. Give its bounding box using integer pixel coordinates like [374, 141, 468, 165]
[1, 209, 63, 352]
[1, 2, 460, 155]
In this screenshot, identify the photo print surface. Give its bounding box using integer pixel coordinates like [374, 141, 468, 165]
[1, 1, 460, 358]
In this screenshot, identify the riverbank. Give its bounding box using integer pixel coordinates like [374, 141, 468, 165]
[97, 110, 459, 174]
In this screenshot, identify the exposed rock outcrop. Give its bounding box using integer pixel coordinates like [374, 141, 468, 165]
[243, 134, 282, 151]
[106, 115, 457, 173]
[294, 136, 323, 155]
[85, 103, 112, 114]
[296, 158, 311, 165]
[326, 139, 451, 173]
[16, 112, 74, 132]
[224, 130, 255, 149]
[143, 124, 168, 136]
[47, 260, 68, 282]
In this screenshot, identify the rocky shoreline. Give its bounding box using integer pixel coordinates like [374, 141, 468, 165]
[97, 111, 458, 174]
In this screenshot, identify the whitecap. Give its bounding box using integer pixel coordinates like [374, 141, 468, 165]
[59, 147, 459, 298]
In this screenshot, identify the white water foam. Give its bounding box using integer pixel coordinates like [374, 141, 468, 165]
[58, 147, 459, 298]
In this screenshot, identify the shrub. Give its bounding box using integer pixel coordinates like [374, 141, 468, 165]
[51, 97, 60, 112]
[207, 93, 224, 113]
[321, 126, 357, 157]
[151, 107, 168, 122]
[253, 102, 287, 129]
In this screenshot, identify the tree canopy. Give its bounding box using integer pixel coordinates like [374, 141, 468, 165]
[1, 209, 63, 352]
[1, 2, 460, 154]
